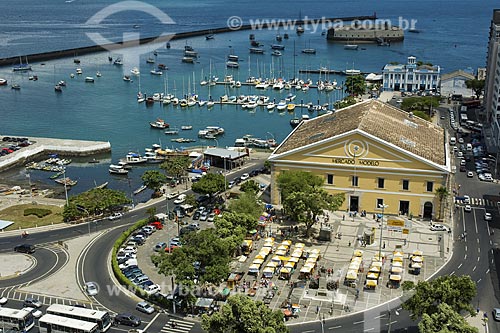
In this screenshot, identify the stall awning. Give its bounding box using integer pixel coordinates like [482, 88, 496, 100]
[391, 267, 403, 273]
[413, 250, 423, 256]
[393, 251, 404, 257]
[295, 243, 305, 249]
[280, 267, 290, 273]
[195, 297, 214, 308]
[253, 258, 264, 265]
[351, 257, 362, 263]
[238, 255, 247, 263]
[366, 279, 378, 287]
[289, 256, 299, 263]
[353, 250, 364, 257]
[275, 250, 287, 256]
[392, 256, 403, 262]
[389, 274, 402, 281]
[348, 262, 360, 270]
[369, 266, 381, 273]
[254, 254, 265, 260]
[277, 245, 288, 251]
[411, 256, 423, 263]
[263, 267, 275, 273]
[300, 266, 313, 273]
[281, 240, 292, 246]
[346, 270, 358, 280]
[284, 262, 295, 269]
[366, 272, 379, 280]
[392, 261, 403, 268]
[266, 261, 278, 268]
[412, 262, 422, 268]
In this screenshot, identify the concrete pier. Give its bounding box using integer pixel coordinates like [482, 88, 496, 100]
[0, 136, 111, 172]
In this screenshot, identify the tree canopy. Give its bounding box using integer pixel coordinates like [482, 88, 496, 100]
[227, 192, 262, 219]
[201, 294, 288, 333]
[334, 95, 357, 110]
[141, 170, 167, 193]
[400, 96, 440, 115]
[240, 180, 260, 194]
[62, 188, 131, 221]
[465, 79, 485, 99]
[277, 171, 345, 236]
[403, 275, 476, 320]
[160, 156, 191, 180]
[191, 173, 226, 195]
[418, 303, 478, 333]
[344, 75, 366, 96]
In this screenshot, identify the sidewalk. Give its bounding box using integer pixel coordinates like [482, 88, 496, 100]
[466, 312, 489, 333]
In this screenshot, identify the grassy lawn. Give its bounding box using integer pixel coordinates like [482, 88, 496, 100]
[0, 204, 64, 231]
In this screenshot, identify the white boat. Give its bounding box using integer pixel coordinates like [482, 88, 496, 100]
[266, 102, 276, 110]
[113, 58, 123, 66]
[276, 100, 287, 111]
[302, 48, 316, 54]
[85, 77, 95, 83]
[198, 100, 207, 107]
[227, 54, 239, 62]
[76, 68, 83, 75]
[271, 50, 282, 57]
[344, 69, 361, 76]
[344, 44, 359, 50]
[296, 25, 305, 34]
[146, 57, 155, 64]
[226, 61, 239, 68]
[182, 57, 195, 63]
[123, 152, 147, 164]
[130, 67, 140, 75]
[187, 99, 197, 107]
[123, 75, 131, 82]
[255, 82, 269, 89]
[109, 164, 129, 175]
[96, 71, 102, 77]
[0, 78, 8, 85]
[181, 125, 193, 130]
[207, 100, 215, 108]
[150, 69, 163, 75]
[133, 185, 147, 195]
[285, 93, 296, 102]
[150, 118, 169, 129]
[164, 128, 179, 135]
[245, 102, 258, 109]
[272, 81, 284, 90]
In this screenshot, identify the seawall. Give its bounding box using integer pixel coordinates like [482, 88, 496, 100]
[0, 15, 376, 67]
[0, 136, 111, 172]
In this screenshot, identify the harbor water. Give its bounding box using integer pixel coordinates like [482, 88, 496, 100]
[0, 0, 496, 202]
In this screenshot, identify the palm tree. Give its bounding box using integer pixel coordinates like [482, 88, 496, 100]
[435, 186, 449, 220]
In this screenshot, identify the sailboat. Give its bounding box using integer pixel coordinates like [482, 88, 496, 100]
[13, 56, 32, 72]
[54, 65, 63, 92]
[137, 75, 145, 103]
[302, 40, 316, 54]
[206, 60, 215, 108]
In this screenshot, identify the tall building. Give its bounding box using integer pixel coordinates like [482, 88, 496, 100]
[484, 9, 500, 153]
[382, 56, 440, 92]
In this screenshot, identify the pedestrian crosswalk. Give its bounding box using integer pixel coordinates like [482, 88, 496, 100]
[161, 319, 195, 333]
[455, 197, 499, 207]
[0, 287, 92, 308]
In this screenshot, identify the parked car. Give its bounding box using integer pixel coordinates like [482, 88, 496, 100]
[188, 222, 200, 230]
[166, 191, 180, 199]
[228, 180, 236, 189]
[207, 213, 216, 222]
[23, 307, 43, 319]
[23, 297, 42, 308]
[108, 212, 123, 221]
[154, 242, 167, 252]
[84, 282, 99, 296]
[200, 212, 209, 221]
[0, 297, 7, 305]
[170, 237, 181, 247]
[114, 313, 141, 327]
[493, 308, 500, 321]
[136, 301, 155, 314]
[192, 211, 201, 220]
[467, 171, 474, 178]
[485, 213, 492, 221]
[464, 204, 472, 212]
[240, 173, 250, 181]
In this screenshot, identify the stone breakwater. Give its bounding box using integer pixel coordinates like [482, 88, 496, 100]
[0, 136, 111, 172]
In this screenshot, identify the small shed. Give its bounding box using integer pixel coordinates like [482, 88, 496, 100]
[203, 148, 248, 169]
[195, 297, 214, 314]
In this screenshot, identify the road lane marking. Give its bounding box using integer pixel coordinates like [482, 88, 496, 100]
[477, 238, 480, 244]
[478, 247, 480, 253]
[465, 246, 467, 252]
[458, 263, 462, 269]
[143, 312, 161, 332]
[328, 326, 342, 330]
[477, 257, 480, 262]
[374, 314, 386, 319]
[450, 271, 455, 275]
[364, 329, 375, 332]
[473, 266, 477, 271]
[302, 330, 315, 333]
[353, 321, 365, 325]
[477, 278, 482, 283]
[486, 269, 490, 274]
[464, 254, 467, 260]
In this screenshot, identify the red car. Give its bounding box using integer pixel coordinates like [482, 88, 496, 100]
[148, 221, 163, 230]
[2, 148, 13, 154]
[165, 245, 179, 253]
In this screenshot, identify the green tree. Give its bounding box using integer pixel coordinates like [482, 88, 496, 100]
[435, 186, 449, 220]
[465, 79, 485, 99]
[201, 294, 288, 333]
[216, 211, 258, 235]
[227, 192, 262, 219]
[240, 180, 260, 194]
[62, 188, 131, 221]
[264, 160, 272, 170]
[277, 171, 345, 236]
[418, 303, 478, 333]
[141, 170, 167, 195]
[146, 207, 157, 221]
[412, 111, 431, 121]
[334, 95, 357, 110]
[401, 96, 440, 116]
[344, 75, 366, 96]
[403, 275, 476, 320]
[185, 193, 197, 206]
[160, 156, 191, 181]
[192, 173, 226, 196]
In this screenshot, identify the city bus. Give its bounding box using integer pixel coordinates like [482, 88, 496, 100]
[0, 307, 35, 332]
[39, 314, 98, 333]
[46, 304, 112, 333]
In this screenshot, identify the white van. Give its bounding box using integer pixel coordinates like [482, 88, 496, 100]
[450, 137, 456, 145]
[466, 143, 472, 151]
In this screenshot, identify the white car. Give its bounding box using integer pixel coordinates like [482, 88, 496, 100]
[173, 194, 186, 204]
[464, 204, 472, 212]
[0, 297, 7, 305]
[240, 173, 250, 181]
[207, 213, 216, 222]
[200, 212, 209, 221]
[166, 191, 180, 199]
[84, 282, 99, 296]
[23, 307, 43, 319]
[463, 195, 470, 204]
[467, 171, 474, 178]
[485, 213, 492, 221]
[123, 246, 137, 255]
[396, 99, 403, 103]
[457, 152, 463, 158]
[430, 224, 448, 232]
[108, 212, 123, 221]
[136, 301, 155, 314]
[143, 284, 161, 295]
[458, 138, 464, 144]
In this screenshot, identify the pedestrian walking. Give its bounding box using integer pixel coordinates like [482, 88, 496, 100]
[382, 241, 386, 249]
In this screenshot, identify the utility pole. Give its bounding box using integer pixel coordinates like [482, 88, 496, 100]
[378, 204, 388, 260]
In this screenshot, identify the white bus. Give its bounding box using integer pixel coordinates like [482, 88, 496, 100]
[0, 307, 35, 332]
[39, 314, 98, 333]
[46, 304, 111, 333]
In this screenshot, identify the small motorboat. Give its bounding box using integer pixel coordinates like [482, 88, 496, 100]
[271, 50, 282, 57]
[85, 77, 95, 83]
[150, 118, 169, 129]
[181, 125, 193, 130]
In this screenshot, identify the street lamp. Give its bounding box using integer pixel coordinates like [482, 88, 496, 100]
[76, 205, 91, 235]
[62, 168, 69, 206]
[352, 145, 359, 220]
[378, 204, 388, 260]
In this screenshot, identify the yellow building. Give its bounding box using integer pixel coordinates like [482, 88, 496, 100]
[269, 100, 450, 219]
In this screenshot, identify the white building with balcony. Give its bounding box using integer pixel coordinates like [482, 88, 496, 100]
[382, 56, 440, 92]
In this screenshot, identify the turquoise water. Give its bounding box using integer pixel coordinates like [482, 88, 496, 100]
[0, 0, 497, 200]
